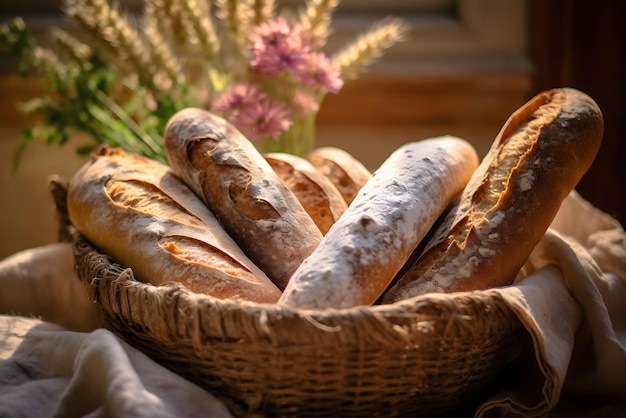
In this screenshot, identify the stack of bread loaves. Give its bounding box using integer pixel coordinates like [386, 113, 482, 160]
[67, 87, 604, 308]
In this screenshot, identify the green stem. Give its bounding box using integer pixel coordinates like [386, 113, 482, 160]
[93, 90, 164, 157]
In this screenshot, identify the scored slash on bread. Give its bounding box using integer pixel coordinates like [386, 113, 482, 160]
[163, 108, 323, 290]
[383, 87, 605, 302]
[66, 146, 282, 303]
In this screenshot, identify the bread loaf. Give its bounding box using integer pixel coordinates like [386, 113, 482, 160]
[383, 87, 604, 302]
[307, 147, 372, 205]
[279, 137, 479, 309]
[265, 152, 348, 234]
[163, 108, 323, 290]
[67, 146, 281, 303]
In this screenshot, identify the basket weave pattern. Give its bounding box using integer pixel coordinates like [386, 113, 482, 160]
[53, 178, 525, 417]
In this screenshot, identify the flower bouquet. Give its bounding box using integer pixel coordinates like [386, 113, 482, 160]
[0, 0, 406, 167]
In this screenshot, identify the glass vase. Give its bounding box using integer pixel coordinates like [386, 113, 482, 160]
[257, 112, 317, 157]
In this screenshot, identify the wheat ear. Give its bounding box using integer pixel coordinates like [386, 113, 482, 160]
[63, 0, 159, 91]
[332, 17, 408, 80]
[298, 0, 340, 47]
[181, 0, 221, 64]
[215, 0, 253, 62]
[152, 0, 193, 55]
[50, 28, 91, 62]
[142, 16, 185, 87]
[251, 0, 275, 24]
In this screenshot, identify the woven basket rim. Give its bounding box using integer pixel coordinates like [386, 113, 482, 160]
[72, 222, 522, 349]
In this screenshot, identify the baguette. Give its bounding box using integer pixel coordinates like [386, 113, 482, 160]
[264, 152, 348, 234]
[67, 146, 281, 303]
[307, 146, 372, 205]
[383, 87, 604, 302]
[163, 108, 323, 290]
[279, 137, 479, 309]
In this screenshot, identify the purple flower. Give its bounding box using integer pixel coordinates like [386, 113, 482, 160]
[248, 17, 311, 75]
[246, 16, 344, 96]
[212, 82, 293, 140]
[212, 83, 266, 114]
[211, 17, 347, 142]
[232, 98, 292, 141]
[295, 52, 344, 94]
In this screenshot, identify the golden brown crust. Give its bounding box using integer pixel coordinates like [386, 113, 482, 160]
[279, 137, 479, 309]
[264, 152, 348, 234]
[382, 88, 604, 302]
[163, 108, 323, 290]
[67, 146, 281, 303]
[307, 147, 372, 205]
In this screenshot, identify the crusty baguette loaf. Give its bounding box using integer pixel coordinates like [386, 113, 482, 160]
[383, 87, 604, 302]
[278, 137, 479, 309]
[307, 146, 372, 205]
[67, 146, 281, 303]
[264, 152, 348, 234]
[163, 108, 323, 290]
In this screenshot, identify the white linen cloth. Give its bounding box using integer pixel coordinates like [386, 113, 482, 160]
[1, 191, 625, 417]
[0, 243, 232, 418]
[0, 316, 233, 418]
[478, 191, 626, 417]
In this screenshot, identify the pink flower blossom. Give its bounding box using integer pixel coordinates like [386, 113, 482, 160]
[231, 98, 292, 141]
[212, 17, 347, 142]
[246, 16, 344, 96]
[248, 17, 311, 75]
[212, 83, 266, 114]
[295, 52, 344, 93]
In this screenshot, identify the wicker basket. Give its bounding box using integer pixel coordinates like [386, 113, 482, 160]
[52, 177, 526, 417]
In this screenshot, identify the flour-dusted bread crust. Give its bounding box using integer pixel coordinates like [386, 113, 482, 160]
[67, 146, 281, 303]
[383, 88, 604, 302]
[163, 108, 323, 290]
[307, 146, 372, 205]
[278, 137, 479, 309]
[264, 152, 348, 234]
